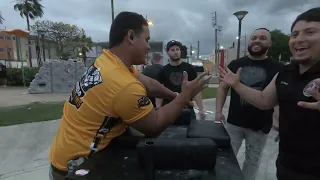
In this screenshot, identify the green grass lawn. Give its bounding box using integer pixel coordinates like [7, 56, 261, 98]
[0, 87, 227, 126]
[0, 101, 65, 126]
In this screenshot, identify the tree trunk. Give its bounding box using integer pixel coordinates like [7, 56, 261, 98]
[26, 15, 33, 67]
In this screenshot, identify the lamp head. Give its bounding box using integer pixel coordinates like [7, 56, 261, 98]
[233, 11, 248, 20]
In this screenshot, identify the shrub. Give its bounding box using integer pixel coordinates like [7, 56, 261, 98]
[6, 67, 40, 86]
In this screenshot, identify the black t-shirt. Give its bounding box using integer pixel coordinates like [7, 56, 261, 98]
[227, 56, 284, 133]
[157, 62, 197, 105]
[142, 64, 163, 80]
[275, 61, 320, 177]
[142, 64, 163, 106]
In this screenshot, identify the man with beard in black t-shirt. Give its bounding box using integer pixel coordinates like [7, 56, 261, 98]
[157, 40, 205, 120]
[216, 28, 284, 180]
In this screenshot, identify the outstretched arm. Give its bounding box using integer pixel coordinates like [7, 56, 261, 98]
[137, 72, 177, 100]
[219, 66, 278, 110]
[232, 73, 278, 110]
[115, 71, 210, 136]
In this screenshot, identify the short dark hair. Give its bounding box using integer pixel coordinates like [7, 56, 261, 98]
[291, 7, 320, 31]
[254, 28, 270, 32]
[109, 11, 148, 48]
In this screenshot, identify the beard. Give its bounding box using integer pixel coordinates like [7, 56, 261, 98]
[247, 45, 269, 57]
[169, 55, 181, 61]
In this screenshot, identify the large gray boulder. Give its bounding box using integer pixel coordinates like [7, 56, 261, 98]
[28, 59, 87, 94]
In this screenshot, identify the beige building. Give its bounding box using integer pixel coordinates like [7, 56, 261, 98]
[0, 30, 58, 68]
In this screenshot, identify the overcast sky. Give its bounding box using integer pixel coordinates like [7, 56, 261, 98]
[0, 0, 319, 54]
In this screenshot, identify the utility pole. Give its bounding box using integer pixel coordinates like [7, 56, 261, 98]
[211, 11, 222, 75]
[212, 11, 217, 60]
[111, 0, 114, 21]
[197, 41, 200, 59]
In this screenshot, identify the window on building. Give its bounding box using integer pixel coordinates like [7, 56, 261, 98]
[0, 48, 5, 52]
[0, 36, 4, 40]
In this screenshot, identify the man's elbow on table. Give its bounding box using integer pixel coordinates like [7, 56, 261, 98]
[128, 96, 189, 137]
[129, 110, 163, 137]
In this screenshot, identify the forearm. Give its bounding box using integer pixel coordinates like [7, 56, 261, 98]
[155, 98, 163, 108]
[155, 93, 190, 129]
[216, 86, 229, 113]
[232, 82, 272, 110]
[194, 92, 204, 111]
[147, 79, 176, 100]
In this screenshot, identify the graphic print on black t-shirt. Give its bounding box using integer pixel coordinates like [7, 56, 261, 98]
[169, 72, 184, 86]
[239, 66, 268, 106]
[157, 62, 197, 105]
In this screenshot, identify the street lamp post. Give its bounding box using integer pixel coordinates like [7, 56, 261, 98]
[236, 33, 247, 56]
[233, 10, 248, 59]
[38, 30, 46, 63]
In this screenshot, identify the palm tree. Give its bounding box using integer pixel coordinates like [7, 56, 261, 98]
[14, 0, 44, 67]
[0, 11, 4, 24]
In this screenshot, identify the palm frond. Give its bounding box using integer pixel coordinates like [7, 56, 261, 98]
[13, 0, 44, 19]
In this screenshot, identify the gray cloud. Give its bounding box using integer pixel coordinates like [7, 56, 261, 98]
[0, 0, 318, 54]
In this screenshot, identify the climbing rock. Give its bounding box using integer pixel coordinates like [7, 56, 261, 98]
[28, 59, 87, 94]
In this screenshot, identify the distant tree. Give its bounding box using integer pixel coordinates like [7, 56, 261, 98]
[72, 29, 94, 66]
[31, 20, 93, 60]
[14, 0, 44, 67]
[181, 45, 188, 59]
[268, 29, 291, 62]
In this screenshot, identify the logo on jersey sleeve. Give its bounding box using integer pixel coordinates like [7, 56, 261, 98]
[137, 96, 151, 108]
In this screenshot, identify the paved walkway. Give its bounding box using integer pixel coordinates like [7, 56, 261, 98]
[0, 87, 68, 107]
[0, 85, 219, 107]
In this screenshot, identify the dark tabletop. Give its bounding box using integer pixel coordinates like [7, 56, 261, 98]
[66, 126, 244, 180]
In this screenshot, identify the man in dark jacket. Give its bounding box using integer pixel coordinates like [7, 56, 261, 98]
[142, 53, 163, 106]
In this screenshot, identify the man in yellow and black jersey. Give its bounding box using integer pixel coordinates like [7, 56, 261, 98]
[49, 11, 211, 180]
